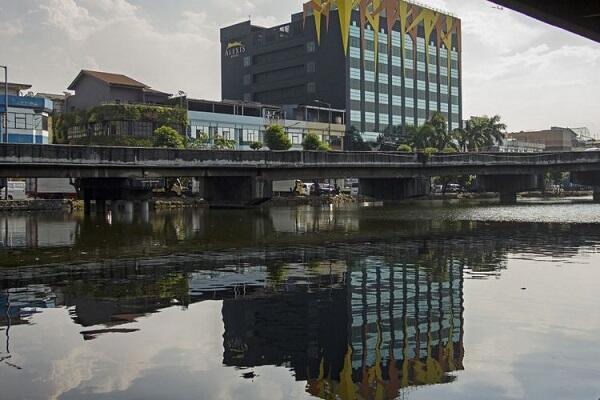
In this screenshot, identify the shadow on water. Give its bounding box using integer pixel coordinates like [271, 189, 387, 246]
[1, 204, 600, 399]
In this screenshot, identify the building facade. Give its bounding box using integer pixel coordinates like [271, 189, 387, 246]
[0, 83, 53, 144]
[221, 1, 462, 142]
[508, 127, 580, 151]
[186, 98, 346, 150]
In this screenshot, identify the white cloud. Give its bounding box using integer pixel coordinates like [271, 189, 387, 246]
[0, 0, 599, 135]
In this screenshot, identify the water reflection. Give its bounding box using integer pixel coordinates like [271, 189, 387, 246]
[1, 206, 600, 399]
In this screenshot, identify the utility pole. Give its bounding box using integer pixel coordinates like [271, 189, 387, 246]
[1, 66, 8, 200]
[1, 66, 7, 143]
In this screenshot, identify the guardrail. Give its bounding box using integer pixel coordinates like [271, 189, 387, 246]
[0, 144, 600, 168]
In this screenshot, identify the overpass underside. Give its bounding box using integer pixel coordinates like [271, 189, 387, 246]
[489, 0, 600, 43]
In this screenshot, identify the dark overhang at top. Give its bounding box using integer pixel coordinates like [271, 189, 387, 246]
[489, 0, 600, 43]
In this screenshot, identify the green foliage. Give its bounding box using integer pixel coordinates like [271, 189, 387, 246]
[55, 104, 188, 143]
[317, 142, 331, 151]
[344, 126, 371, 151]
[249, 141, 263, 150]
[213, 136, 236, 150]
[302, 132, 325, 150]
[397, 144, 413, 152]
[457, 115, 507, 151]
[264, 124, 292, 150]
[186, 133, 210, 149]
[378, 125, 408, 151]
[153, 126, 185, 148]
[71, 135, 153, 147]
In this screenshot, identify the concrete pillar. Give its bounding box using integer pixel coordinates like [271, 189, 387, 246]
[139, 200, 150, 223]
[197, 176, 272, 207]
[359, 177, 430, 201]
[123, 201, 134, 224]
[191, 177, 201, 195]
[477, 174, 540, 204]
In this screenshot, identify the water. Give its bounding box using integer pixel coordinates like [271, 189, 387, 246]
[1, 202, 600, 399]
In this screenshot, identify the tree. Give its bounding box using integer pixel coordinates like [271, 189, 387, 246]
[302, 132, 327, 150]
[461, 115, 507, 151]
[397, 144, 413, 152]
[377, 125, 407, 151]
[428, 112, 455, 150]
[153, 126, 185, 148]
[264, 124, 292, 150]
[406, 123, 436, 150]
[249, 141, 263, 150]
[344, 126, 371, 151]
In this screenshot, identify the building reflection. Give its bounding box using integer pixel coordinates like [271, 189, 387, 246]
[221, 257, 464, 399]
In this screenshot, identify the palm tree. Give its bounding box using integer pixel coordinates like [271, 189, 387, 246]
[462, 115, 507, 151]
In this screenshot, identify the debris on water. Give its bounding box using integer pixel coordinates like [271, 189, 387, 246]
[521, 287, 527, 290]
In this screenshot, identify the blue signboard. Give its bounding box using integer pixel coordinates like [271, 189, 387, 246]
[0, 95, 53, 112]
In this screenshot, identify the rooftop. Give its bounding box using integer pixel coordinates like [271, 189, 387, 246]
[68, 70, 149, 90]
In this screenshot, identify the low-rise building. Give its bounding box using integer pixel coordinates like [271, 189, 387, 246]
[186, 98, 345, 150]
[489, 138, 546, 153]
[508, 127, 579, 151]
[65, 70, 171, 111]
[0, 82, 53, 144]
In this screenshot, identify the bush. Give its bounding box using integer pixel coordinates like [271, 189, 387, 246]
[397, 144, 413, 152]
[264, 125, 292, 150]
[186, 133, 210, 149]
[250, 141, 263, 150]
[153, 126, 185, 148]
[213, 136, 236, 150]
[442, 147, 457, 153]
[302, 132, 323, 150]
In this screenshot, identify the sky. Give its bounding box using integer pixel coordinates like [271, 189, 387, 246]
[1, 0, 599, 135]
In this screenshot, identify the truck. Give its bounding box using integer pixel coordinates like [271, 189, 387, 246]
[26, 178, 77, 199]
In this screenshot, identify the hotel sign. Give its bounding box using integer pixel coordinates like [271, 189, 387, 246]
[225, 41, 246, 58]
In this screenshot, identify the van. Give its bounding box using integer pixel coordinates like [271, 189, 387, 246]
[6, 181, 27, 200]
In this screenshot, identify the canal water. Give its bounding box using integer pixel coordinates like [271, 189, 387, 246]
[1, 202, 600, 399]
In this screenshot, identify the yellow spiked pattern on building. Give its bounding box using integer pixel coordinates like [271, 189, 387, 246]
[303, 0, 461, 81]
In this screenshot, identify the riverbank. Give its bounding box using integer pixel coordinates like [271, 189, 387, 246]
[0, 197, 208, 212]
[265, 193, 361, 207]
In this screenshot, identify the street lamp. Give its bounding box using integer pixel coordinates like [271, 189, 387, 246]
[313, 99, 332, 145]
[1, 66, 7, 144]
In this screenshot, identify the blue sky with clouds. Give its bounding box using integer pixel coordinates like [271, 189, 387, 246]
[1, 0, 599, 135]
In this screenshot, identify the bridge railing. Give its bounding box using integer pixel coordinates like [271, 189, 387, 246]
[1, 144, 600, 168]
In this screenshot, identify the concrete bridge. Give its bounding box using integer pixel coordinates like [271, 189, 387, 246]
[2, 143, 600, 207]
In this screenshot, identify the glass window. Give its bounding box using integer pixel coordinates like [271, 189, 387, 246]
[364, 70, 375, 82]
[350, 89, 361, 100]
[350, 110, 361, 122]
[243, 74, 252, 85]
[307, 41, 316, 52]
[365, 91, 375, 103]
[365, 112, 375, 123]
[350, 68, 361, 80]
[243, 129, 259, 142]
[307, 82, 316, 93]
[243, 56, 252, 67]
[307, 62, 316, 73]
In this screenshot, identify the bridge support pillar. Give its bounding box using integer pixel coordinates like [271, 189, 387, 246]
[477, 174, 542, 204]
[359, 177, 430, 201]
[197, 176, 272, 207]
